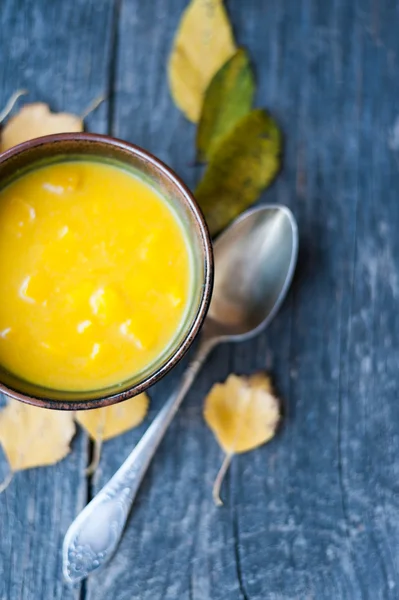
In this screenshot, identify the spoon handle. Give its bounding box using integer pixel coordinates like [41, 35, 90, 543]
[63, 340, 212, 584]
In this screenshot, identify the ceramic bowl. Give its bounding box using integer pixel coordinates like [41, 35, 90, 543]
[0, 133, 213, 409]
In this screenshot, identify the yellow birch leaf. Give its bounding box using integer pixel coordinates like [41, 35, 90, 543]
[168, 0, 236, 122]
[0, 102, 82, 152]
[76, 393, 149, 441]
[0, 399, 76, 472]
[75, 393, 149, 473]
[204, 373, 280, 504]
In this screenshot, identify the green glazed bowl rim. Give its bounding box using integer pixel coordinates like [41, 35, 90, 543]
[0, 132, 213, 410]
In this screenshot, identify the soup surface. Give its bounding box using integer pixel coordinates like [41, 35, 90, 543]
[0, 160, 192, 391]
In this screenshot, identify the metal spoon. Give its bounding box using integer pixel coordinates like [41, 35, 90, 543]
[63, 204, 298, 583]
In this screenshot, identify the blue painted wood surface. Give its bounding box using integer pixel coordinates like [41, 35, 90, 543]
[1, 0, 399, 598]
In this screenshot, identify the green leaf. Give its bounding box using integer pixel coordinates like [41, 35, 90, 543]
[196, 48, 255, 162]
[195, 109, 282, 235]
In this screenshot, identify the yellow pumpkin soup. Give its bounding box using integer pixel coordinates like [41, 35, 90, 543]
[0, 161, 192, 391]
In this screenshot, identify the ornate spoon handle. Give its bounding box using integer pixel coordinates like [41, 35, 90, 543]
[63, 341, 211, 584]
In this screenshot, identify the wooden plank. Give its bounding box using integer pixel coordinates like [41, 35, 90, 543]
[229, 0, 361, 596]
[87, 0, 399, 599]
[86, 2, 244, 598]
[0, 1, 114, 598]
[229, 0, 399, 598]
[1, 0, 398, 598]
[336, 1, 399, 597]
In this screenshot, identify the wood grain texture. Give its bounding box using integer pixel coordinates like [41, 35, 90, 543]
[0, 1, 113, 598]
[87, 0, 399, 599]
[2, 0, 399, 598]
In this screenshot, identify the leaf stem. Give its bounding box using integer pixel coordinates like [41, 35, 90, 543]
[81, 94, 106, 121]
[0, 469, 13, 493]
[86, 409, 106, 474]
[86, 438, 103, 475]
[213, 452, 233, 506]
[0, 90, 28, 124]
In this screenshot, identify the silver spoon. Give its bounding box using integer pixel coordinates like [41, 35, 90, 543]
[63, 204, 298, 583]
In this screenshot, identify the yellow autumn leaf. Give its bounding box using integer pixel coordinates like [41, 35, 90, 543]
[0, 91, 105, 153]
[76, 393, 149, 441]
[75, 393, 149, 473]
[0, 399, 75, 472]
[168, 0, 236, 122]
[1, 103, 82, 151]
[204, 373, 280, 505]
[0, 102, 82, 152]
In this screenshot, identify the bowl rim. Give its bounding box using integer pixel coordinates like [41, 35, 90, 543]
[0, 132, 213, 410]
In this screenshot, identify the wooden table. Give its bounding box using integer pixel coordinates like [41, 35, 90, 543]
[1, 1, 399, 598]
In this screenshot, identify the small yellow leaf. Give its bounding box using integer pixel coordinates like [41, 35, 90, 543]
[75, 393, 149, 442]
[0, 399, 75, 472]
[204, 373, 280, 505]
[204, 373, 280, 454]
[0, 103, 82, 152]
[168, 0, 236, 122]
[76, 393, 150, 474]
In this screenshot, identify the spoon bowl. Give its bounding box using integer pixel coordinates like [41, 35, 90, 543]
[206, 205, 298, 340]
[63, 204, 298, 583]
